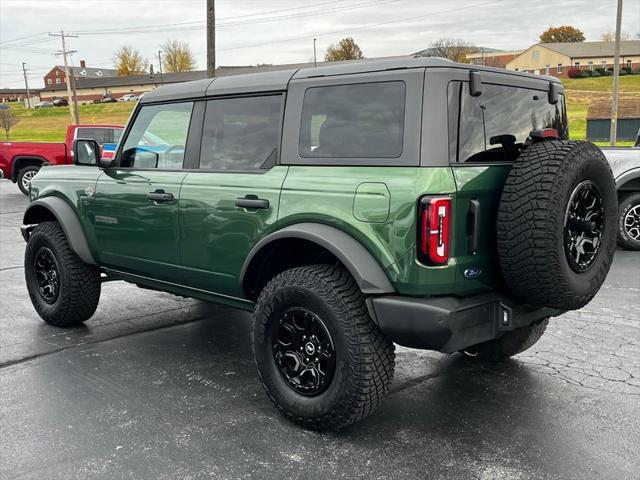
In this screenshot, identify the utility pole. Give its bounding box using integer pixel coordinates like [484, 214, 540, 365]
[158, 50, 164, 84]
[313, 38, 317, 67]
[610, 0, 623, 145]
[49, 30, 79, 124]
[21, 63, 31, 108]
[207, 0, 215, 77]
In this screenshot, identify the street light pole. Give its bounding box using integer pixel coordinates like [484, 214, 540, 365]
[313, 38, 317, 67]
[610, 0, 623, 145]
[158, 50, 164, 84]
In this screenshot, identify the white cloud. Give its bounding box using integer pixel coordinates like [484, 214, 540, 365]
[1, 0, 638, 88]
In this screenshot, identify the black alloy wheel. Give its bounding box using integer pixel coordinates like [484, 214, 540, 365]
[271, 307, 336, 396]
[34, 246, 60, 304]
[563, 180, 604, 273]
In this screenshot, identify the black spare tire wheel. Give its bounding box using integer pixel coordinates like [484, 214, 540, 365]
[497, 140, 617, 310]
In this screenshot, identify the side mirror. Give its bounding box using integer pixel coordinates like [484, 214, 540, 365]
[73, 139, 101, 166]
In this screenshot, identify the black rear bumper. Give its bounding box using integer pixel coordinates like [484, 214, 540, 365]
[369, 292, 562, 353]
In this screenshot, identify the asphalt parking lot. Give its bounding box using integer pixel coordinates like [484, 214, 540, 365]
[1, 178, 639, 480]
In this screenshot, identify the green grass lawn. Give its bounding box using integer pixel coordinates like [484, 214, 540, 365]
[562, 74, 640, 92]
[3, 74, 638, 145]
[5, 102, 135, 142]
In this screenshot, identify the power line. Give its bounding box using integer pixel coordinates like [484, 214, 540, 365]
[49, 31, 80, 123]
[212, 0, 503, 53]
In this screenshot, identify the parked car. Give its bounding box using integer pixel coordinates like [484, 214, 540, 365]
[119, 94, 139, 102]
[100, 95, 118, 103]
[21, 58, 618, 430]
[0, 104, 10, 110]
[52, 98, 68, 107]
[34, 101, 53, 109]
[0, 124, 123, 194]
[602, 144, 640, 250]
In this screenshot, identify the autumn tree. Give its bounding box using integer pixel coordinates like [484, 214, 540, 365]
[539, 26, 585, 43]
[0, 109, 19, 140]
[325, 37, 364, 62]
[112, 45, 146, 76]
[160, 39, 196, 73]
[429, 38, 476, 63]
[601, 31, 631, 41]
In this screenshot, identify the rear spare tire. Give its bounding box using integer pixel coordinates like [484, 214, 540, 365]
[497, 140, 617, 310]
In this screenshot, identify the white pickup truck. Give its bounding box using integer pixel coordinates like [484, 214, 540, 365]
[602, 136, 640, 250]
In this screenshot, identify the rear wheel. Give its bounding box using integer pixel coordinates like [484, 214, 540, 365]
[252, 264, 395, 430]
[25, 221, 101, 326]
[462, 318, 549, 361]
[617, 192, 640, 251]
[17, 165, 40, 195]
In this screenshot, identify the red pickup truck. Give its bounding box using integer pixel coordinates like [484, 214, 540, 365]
[0, 124, 123, 195]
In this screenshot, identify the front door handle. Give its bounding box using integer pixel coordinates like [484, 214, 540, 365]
[147, 190, 174, 203]
[235, 197, 270, 210]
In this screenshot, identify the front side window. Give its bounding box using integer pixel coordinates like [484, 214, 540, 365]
[448, 82, 568, 163]
[199, 95, 282, 170]
[120, 101, 193, 169]
[299, 81, 405, 158]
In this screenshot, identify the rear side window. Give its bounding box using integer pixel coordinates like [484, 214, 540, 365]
[448, 82, 568, 163]
[200, 94, 283, 171]
[76, 127, 121, 145]
[299, 81, 405, 158]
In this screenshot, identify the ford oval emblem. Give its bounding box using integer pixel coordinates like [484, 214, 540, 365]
[464, 266, 482, 279]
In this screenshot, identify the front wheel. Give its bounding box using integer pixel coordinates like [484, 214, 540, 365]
[617, 192, 640, 250]
[252, 264, 395, 430]
[25, 221, 101, 326]
[17, 165, 40, 196]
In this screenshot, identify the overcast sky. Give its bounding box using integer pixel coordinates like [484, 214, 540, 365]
[1, 0, 639, 88]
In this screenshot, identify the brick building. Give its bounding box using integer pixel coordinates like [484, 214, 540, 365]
[465, 50, 523, 69]
[506, 41, 640, 77]
[42, 60, 117, 88]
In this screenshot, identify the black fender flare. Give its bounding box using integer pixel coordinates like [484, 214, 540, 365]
[23, 197, 96, 265]
[240, 223, 395, 295]
[616, 167, 640, 190]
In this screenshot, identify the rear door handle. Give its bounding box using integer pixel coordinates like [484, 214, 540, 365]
[467, 199, 481, 254]
[147, 190, 174, 203]
[235, 197, 270, 210]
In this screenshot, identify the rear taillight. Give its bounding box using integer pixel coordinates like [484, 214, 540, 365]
[418, 196, 451, 265]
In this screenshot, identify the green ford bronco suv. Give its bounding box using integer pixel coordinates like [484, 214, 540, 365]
[22, 58, 618, 429]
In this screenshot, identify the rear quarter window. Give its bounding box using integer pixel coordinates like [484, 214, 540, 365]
[299, 81, 406, 159]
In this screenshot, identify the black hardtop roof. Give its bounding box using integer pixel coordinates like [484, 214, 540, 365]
[140, 56, 561, 104]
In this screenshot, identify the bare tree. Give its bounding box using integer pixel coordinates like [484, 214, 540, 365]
[601, 31, 631, 41]
[325, 37, 365, 62]
[112, 45, 146, 76]
[0, 109, 19, 140]
[161, 39, 196, 73]
[429, 38, 476, 63]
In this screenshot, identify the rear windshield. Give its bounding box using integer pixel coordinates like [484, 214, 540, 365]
[448, 81, 568, 163]
[76, 127, 122, 145]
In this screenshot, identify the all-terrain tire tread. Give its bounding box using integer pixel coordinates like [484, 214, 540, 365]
[25, 221, 100, 326]
[252, 264, 395, 430]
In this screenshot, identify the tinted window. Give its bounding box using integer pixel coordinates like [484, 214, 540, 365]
[120, 102, 193, 169]
[200, 95, 282, 170]
[448, 82, 568, 163]
[76, 127, 121, 145]
[299, 81, 405, 158]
